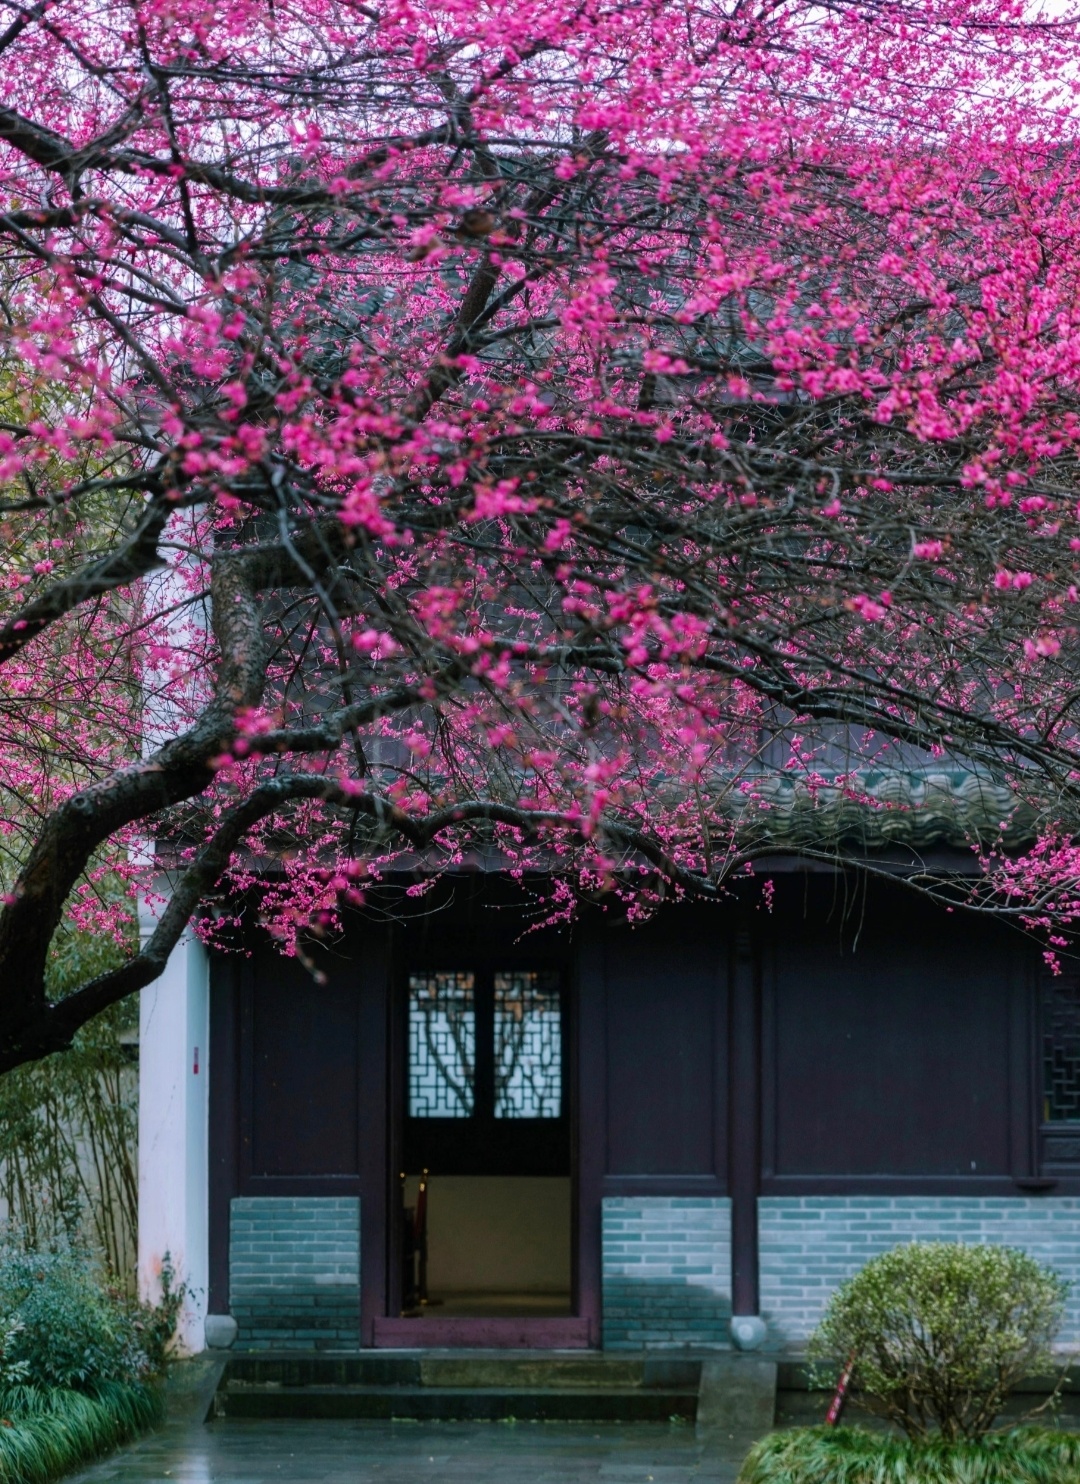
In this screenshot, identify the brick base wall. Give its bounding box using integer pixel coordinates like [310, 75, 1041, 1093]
[602, 1196, 732, 1349]
[759, 1196, 1080, 1348]
[230, 1196, 360, 1349]
[224, 1192, 1080, 1353]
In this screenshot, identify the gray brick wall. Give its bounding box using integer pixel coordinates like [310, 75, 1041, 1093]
[602, 1196, 732, 1349]
[759, 1196, 1080, 1347]
[230, 1196, 360, 1350]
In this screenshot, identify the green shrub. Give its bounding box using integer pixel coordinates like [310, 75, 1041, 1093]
[739, 1425, 1080, 1484]
[0, 1241, 171, 1481]
[0, 1244, 150, 1390]
[808, 1242, 1067, 1440]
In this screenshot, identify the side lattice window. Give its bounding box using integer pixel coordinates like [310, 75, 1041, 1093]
[1043, 972, 1080, 1123]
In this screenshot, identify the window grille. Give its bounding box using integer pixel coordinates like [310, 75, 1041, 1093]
[408, 972, 475, 1118]
[494, 970, 562, 1119]
[1043, 973, 1080, 1122]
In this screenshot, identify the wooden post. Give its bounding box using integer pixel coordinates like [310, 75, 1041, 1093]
[575, 927, 606, 1348]
[729, 928, 761, 1320]
[358, 927, 391, 1345]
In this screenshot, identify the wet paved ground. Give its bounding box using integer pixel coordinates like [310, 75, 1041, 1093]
[68, 1416, 746, 1484]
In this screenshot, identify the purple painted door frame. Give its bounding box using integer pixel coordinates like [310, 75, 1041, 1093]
[574, 927, 606, 1347]
[729, 929, 760, 1318]
[358, 932, 391, 1346]
[376, 933, 599, 1348]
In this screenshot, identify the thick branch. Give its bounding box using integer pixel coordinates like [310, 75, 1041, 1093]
[0, 550, 267, 1013]
[23, 777, 742, 1060]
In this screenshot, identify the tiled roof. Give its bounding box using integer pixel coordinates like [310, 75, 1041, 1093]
[725, 769, 1038, 851]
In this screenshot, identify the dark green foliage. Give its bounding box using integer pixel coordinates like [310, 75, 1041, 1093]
[0, 1381, 161, 1484]
[0, 1247, 148, 1390]
[807, 1242, 1067, 1439]
[738, 1426, 1080, 1484]
[0, 1241, 167, 1480]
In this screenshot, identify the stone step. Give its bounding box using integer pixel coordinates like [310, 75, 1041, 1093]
[419, 1356, 649, 1388]
[223, 1354, 423, 1388]
[215, 1382, 699, 1422]
[222, 1352, 700, 1391]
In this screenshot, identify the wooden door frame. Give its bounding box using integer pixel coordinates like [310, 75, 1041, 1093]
[376, 934, 596, 1347]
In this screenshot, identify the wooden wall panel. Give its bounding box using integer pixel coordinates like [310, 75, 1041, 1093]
[766, 900, 1016, 1178]
[603, 916, 726, 1178]
[249, 951, 361, 1178]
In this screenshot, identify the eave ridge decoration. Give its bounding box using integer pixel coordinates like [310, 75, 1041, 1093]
[726, 768, 1040, 852]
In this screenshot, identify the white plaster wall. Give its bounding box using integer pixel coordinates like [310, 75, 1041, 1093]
[137, 922, 209, 1354]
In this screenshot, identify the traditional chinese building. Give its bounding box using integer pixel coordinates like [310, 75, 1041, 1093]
[137, 770, 1080, 1355]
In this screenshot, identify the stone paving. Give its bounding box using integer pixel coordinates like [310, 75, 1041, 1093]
[67, 1417, 748, 1484]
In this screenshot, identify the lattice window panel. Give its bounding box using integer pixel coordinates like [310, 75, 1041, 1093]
[1043, 973, 1080, 1122]
[494, 970, 562, 1119]
[408, 972, 475, 1118]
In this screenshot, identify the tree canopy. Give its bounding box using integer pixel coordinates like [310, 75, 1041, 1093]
[0, 0, 1078, 1068]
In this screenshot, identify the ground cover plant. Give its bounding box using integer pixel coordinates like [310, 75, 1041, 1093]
[0, 1382, 161, 1484]
[3, 0, 1080, 1067]
[739, 1426, 1080, 1484]
[742, 1243, 1074, 1484]
[0, 1240, 168, 1483]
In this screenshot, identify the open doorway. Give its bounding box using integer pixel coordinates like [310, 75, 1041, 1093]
[396, 966, 573, 1324]
[400, 1174, 571, 1316]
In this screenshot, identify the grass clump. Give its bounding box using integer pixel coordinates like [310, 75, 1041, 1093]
[0, 1382, 163, 1484]
[738, 1425, 1080, 1484]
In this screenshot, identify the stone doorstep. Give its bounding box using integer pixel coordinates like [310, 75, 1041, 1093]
[211, 1348, 788, 1433]
[214, 1387, 700, 1423]
[418, 1356, 646, 1387]
[221, 1349, 702, 1389]
[216, 1347, 706, 1423]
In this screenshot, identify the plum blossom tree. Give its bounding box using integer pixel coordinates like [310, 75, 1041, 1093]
[0, 0, 1077, 1069]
